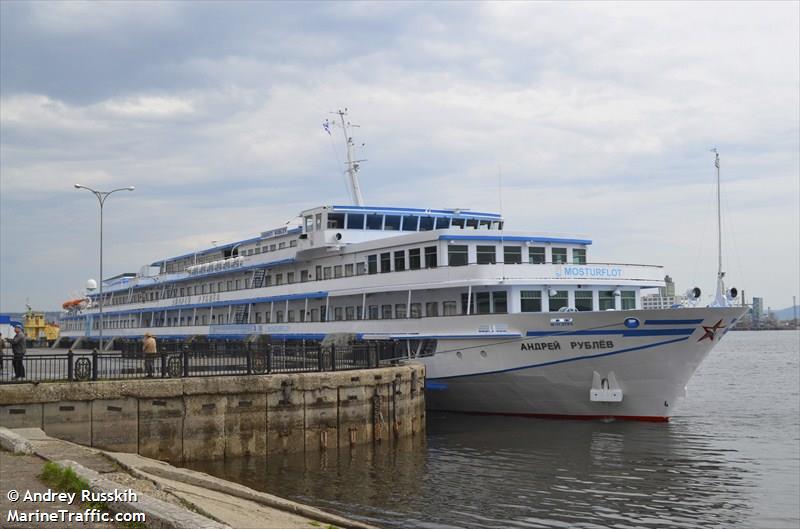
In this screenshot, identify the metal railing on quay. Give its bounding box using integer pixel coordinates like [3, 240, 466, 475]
[0, 341, 390, 384]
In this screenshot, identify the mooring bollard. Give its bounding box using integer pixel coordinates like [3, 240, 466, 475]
[67, 350, 74, 381]
[91, 349, 98, 381]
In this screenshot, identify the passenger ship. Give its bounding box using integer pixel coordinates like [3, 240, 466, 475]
[61, 113, 746, 421]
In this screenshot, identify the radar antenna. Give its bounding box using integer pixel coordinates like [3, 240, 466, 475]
[324, 108, 366, 205]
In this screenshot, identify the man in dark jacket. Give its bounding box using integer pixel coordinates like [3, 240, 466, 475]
[6, 325, 26, 379]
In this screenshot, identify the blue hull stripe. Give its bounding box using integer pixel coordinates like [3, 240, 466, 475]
[644, 319, 704, 325]
[430, 336, 691, 380]
[526, 328, 694, 337]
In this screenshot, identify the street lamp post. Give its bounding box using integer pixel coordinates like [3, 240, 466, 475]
[74, 184, 135, 351]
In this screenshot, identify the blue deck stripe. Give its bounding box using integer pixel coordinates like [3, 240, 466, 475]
[429, 336, 691, 380]
[644, 319, 704, 325]
[526, 328, 694, 337]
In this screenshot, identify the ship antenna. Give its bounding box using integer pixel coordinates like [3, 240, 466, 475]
[332, 108, 366, 205]
[711, 148, 726, 305]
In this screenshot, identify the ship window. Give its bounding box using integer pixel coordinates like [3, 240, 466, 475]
[492, 221, 502, 230]
[369, 305, 379, 319]
[573, 248, 586, 264]
[394, 251, 406, 272]
[255, 312, 262, 323]
[334, 307, 343, 321]
[347, 213, 365, 229]
[409, 248, 421, 269]
[552, 248, 568, 264]
[426, 302, 439, 317]
[310, 309, 318, 322]
[448, 245, 468, 266]
[575, 290, 593, 311]
[315, 213, 323, 231]
[366, 214, 383, 230]
[357, 262, 366, 275]
[316, 265, 322, 280]
[435, 217, 450, 229]
[333, 266, 342, 278]
[402, 215, 419, 231]
[479, 220, 491, 230]
[345, 264, 354, 277]
[305, 216, 313, 232]
[476, 292, 491, 314]
[443, 301, 458, 316]
[380, 252, 391, 273]
[320, 305, 328, 321]
[493, 291, 508, 313]
[290, 240, 297, 247]
[384, 215, 401, 231]
[599, 290, 616, 311]
[381, 304, 392, 319]
[395, 304, 407, 319]
[419, 217, 435, 231]
[287, 272, 295, 283]
[529, 247, 545, 264]
[622, 291, 636, 310]
[425, 246, 438, 268]
[323, 267, 332, 280]
[346, 306, 355, 320]
[288, 310, 295, 322]
[279, 242, 286, 249]
[504, 246, 522, 264]
[276, 274, 283, 285]
[265, 276, 272, 286]
[477, 245, 496, 264]
[466, 218, 479, 229]
[367, 255, 378, 274]
[549, 290, 569, 311]
[276, 310, 284, 323]
[299, 309, 305, 322]
[300, 270, 309, 282]
[451, 218, 465, 229]
[328, 213, 345, 229]
[270, 244, 277, 251]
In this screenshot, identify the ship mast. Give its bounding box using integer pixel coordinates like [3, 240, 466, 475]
[711, 148, 727, 306]
[713, 148, 722, 283]
[336, 108, 365, 205]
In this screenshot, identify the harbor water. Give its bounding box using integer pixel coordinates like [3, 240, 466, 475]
[184, 330, 800, 529]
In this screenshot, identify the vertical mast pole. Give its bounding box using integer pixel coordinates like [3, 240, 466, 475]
[337, 109, 364, 205]
[715, 149, 722, 281]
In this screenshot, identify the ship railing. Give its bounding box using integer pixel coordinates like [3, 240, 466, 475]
[0, 342, 383, 384]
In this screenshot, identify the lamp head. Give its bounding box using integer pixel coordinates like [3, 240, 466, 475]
[74, 184, 83, 189]
[126, 186, 135, 191]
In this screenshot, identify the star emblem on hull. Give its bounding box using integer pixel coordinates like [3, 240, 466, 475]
[698, 319, 726, 342]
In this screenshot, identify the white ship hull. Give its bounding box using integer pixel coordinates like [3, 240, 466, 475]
[421, 306, 746, 420]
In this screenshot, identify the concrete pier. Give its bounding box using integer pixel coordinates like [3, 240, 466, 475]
[0, 364, 425, 463]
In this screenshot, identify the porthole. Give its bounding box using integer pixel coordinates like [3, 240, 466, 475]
[456, 351, 463, 359]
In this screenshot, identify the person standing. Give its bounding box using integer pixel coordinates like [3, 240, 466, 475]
[6, 325, 27, 379]
[143, 332, 157, 377]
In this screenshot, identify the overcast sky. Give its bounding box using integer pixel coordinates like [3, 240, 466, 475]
[1, 1, 798, 312]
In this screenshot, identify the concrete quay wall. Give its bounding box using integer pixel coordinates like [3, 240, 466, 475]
[0, 364, 425, 463]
